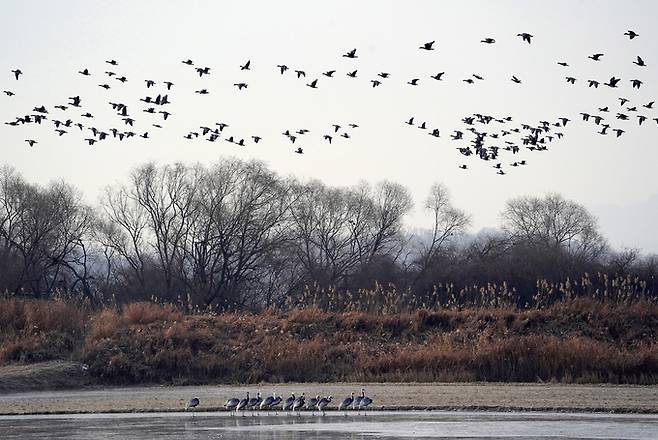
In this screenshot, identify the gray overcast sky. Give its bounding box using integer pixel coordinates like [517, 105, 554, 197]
[1, 0, 657, 252]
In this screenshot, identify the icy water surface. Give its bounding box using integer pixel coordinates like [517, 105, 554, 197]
[1, 411, 657, 439]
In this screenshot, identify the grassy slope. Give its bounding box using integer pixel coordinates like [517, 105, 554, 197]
[1, 298, 657, 387]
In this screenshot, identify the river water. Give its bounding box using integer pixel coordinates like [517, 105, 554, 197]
[1, 411, 656, 439]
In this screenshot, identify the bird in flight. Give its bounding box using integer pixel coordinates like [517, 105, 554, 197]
[588, 53, 604, 61]
[481, 38, 496, 44]
[343, 48, 357, 58]
[557, 62, 569, 67]
[511, 76, 521, 84]
[419, 41, 435, 50]
[633, 56, 646, 67]
[234, 83, 248, 90]
[408, 78, 419, 86]
[323, 70, 336, 77]
[106, 59, 118, 66]
[25, 139, 37, 147]
[79, 68, 90, 76]
[306, 79, 318, 89]
[624, 30, 639, 39]
[517, 33, 533, 43]
[371, 80, 381, 87]
[295, 70, 305, 78]
[430, 72, 445, 80]
[277, 65, 288, 74]
[11, 69, 22, 80]
[605, 77, 620, 87]
[164, 81, 174, 90]
[3, 90, 14, 96]
[378, 72, 390, 78]
[295, 147, 303, 154]
[240, 60, 251, 70]
[346, 70, 357, 78]
[181, 59, 194, 65]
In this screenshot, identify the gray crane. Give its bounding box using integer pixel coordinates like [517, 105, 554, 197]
[186, 397, 200, 416]
[317, 396, 332, 416]
[339, 392, 354, 415]
[284, 393, 296, 414]
[293, 393, 305, 416]
[225, 396, 240, 416]
[237, 392, 250, 416]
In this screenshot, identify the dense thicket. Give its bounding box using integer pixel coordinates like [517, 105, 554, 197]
[1, 298, 657, 385]
[0, 160, 656, 310]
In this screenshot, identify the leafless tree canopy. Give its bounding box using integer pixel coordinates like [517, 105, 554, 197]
[0, 161, 655, 309]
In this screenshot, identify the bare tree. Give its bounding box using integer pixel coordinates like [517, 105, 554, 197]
[501, 193, 607, 262]
[0, 166, 93, 297]
[415, 183, 471, 274]
[289, 180, 412, 287]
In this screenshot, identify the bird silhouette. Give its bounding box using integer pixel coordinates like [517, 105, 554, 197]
[277, 64, 288, 74]
[557, 62, 569, 67]
[605, 77, 620, 87]
[181, 59, 194, 65]
[78, 68, 90, 76]
[25, 139, 37, 147]
[633, 56, 646, 67]
[295, 147, 303, 154]
[346, 70, 358, 78]
[517, 33, 533, 43]
[234, 83, 248, 90]
[378, 72, 390, 78]
[419, 41, 435, 50]
[11, 69, 22, 80]
[3, 90, 14, 96]
[240, 60, 251, 70]
[323, 70, 336, 77]
[343, 48, 357, 58]
[295, 70, 305, 78]
[430, 72, 445, 80]
[307, 79, 318, 89]
[408, 78, 419, 85]
[630, 79, 643, 89]
[164, 81, 174, 90]
[481, 38, 496, 44]
[588, 53, 604, 61]
[511, 76, 521, 83]
[371, 80, 381, 87]
[566, 77, 576, 84]
[624, 30, 639, 39]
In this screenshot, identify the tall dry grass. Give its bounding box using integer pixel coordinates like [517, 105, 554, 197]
[1, 284, 657, 385]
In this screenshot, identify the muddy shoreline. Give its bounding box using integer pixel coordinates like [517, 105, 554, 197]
[1, 382, 657, 416]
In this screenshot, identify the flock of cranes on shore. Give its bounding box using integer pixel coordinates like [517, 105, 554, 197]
[185, 388, 373, 417]
[2, 30, 656, 175]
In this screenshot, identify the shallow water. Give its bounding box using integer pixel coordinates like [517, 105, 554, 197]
[1, 411, 657, 439]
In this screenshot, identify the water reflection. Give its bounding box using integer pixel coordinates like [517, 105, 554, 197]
[1, 411, 657, 439]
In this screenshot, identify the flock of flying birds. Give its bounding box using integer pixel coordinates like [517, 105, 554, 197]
[2, 30, 656, 175]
